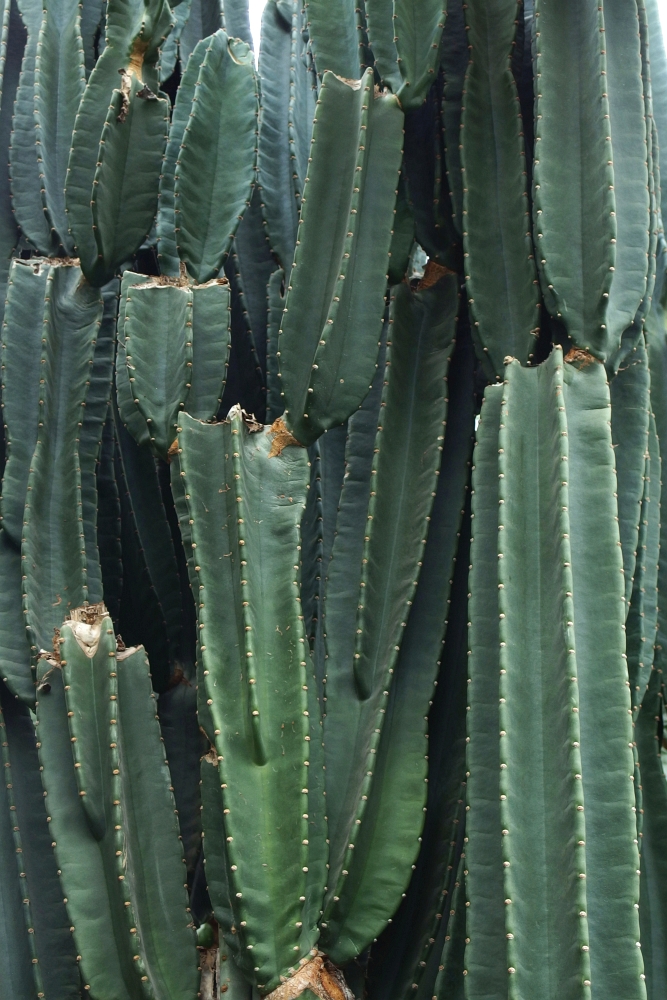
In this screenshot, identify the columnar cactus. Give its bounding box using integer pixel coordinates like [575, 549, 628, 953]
[0, 0, 666, 999]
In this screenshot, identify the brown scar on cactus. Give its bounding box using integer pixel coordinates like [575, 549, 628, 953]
[118, 70, 132, 122]
[268, 417, 302, 457]
[564, 348, 600, 369]
[128, 36, 149, 78]
[417, 260, 457, 291]
[266, 954, 354, 1000]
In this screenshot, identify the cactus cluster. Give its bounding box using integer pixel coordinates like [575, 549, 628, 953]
[0, 0, 666, 998]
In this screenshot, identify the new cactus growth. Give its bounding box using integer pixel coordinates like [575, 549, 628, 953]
[1, 0, 667, 998]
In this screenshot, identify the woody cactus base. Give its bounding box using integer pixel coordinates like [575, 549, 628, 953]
[0, 0, 666, 999]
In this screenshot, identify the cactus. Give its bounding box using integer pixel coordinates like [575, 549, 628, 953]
[277, 68, 403, 446]
[173, 30, 258, 283]
[1, 0, 667, 997]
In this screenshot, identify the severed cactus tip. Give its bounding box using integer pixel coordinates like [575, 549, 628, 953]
[268, 416, 302, 456]
[66, 602, 109, 658]
[266, 955, 354, 1000]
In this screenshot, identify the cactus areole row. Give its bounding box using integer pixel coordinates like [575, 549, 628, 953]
[0, 0, 666, 998]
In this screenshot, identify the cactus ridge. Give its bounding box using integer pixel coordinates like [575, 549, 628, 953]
[461, 0, 539, 377]
[610, 335, 651, 611]
[364, 0, 400, 96]
[327, 325, 475, 967]
[636, 665, 667, 998]
[645, 0, 667, 211]
[0, 527, 33, 705]
[322, 274, 458, 962]
[224, 235, 268, 421]
[116, 270, 152, 446]
[90, 71, 170, 286]
[304, 0, 362, 82]
[174, 29, 258, 284]
[125, 281, 194, 459]
[61, 608, 115, 841]
[80, 0, 106, 78]
[465, 383, 506, 997]
[65, 0, 175, 282]
[0, 0, 23, 310]
[266, 267, 286, 423]
[79, 280, 118, 604]
[10, 0, 56, 255]
[235, 184, 276, 388]
[367, 508, 470, 1000]
[258, 0, 300, 272]
[604, 0, 651, 348]
[0, 258, 49, 547]
[440, 0, 468, 237]
[432, 856, 466, 1000]
[177, 408, 319, 991]
[22, 262, 103, 657]
[464, 349, 644, 998]
[563, 354, 646, 997]
[37, 606, 198, 1000]
[532, 0, 616, 358]
[156, 31, 208, 277]
[34, 0, 85, 254]
[0, 688, 47, 999]
[188, 279, 231, 420]
[221, 0, 253, 47]
[113, 410, 185, 691]
[278, 69, 403, 447]
[97, 407, 124, 625]
[1, 681, 81, 998]
[158, 0, 192, 84]
[627, 408, 660, 713]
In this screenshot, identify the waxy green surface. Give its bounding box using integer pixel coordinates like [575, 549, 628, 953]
[462, 0, 539, 376]
[174, 30, 258, 283]
[278, 69, 403, 446]
[177, 408, 319, 991]
[22, 264, 102, 656]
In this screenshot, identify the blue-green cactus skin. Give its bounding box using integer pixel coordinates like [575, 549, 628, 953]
[257, 0, 297, 272]
[124, 280, 193, 460]
[37, 608, 198, 1000]
[266, 268, 286, 423]
[636, 666, 667, 1000]
[610, 337, 651, 613]
[1, 683, 81, 998]
[0, 0, 23, 316]
[432, 859, 466, 1000]
[278, 69, 403, 447]
[22, 263, 103, 657]
[156, 34, 210, 277]
[461, 0, 539, 377]
[113, 410, 184, 690]
[322, 274, 458, 963]
[80, 281, 118, 605]
[188, 279, 231, 420]
[10, 0, 56, 255]
[97, 409, 124, 625]
[627, 409, 660, 713]
[465, 348, 644, 1000]
[174, 30, 258, 283]
[176, 408, 322, 992]
[464, 384, 505, 999]
[367, 509, 469, 1000]
[65, 0, 174, 284]
[34, 0, 86, 253]
[304, 0, 361, 81]
[1, 259, 49, 548]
